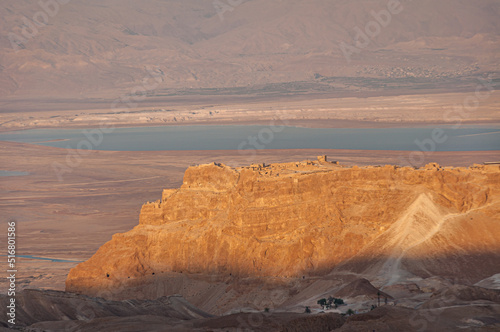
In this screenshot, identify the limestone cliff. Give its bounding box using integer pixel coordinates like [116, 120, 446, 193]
[66, 160, 500, 305]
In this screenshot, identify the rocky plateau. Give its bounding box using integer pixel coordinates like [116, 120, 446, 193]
[56, 158, 500, 330]
[2, 158, 500, 330]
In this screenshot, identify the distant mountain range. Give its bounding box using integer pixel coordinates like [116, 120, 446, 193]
[1, 0, 499, 101]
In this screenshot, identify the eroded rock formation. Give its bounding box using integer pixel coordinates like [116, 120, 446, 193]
[66, 160, 500, 307]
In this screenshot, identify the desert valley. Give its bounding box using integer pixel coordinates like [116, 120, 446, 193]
[1, 0, 500, 331]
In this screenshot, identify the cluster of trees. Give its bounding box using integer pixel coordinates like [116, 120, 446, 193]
[317, 296, 345, 309]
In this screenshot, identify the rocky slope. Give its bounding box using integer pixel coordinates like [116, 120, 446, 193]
[0, 289, 212, 329]
[3, 285, 500, 331]
[0, 289, 347, 331]
[1, 0, 499, 99]
[66, 158, 500, 314]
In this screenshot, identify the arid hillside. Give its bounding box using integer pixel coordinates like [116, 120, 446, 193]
[2, 285, 500, 330]
[1, 0, 499, 102]
[65, 159, 500, 314]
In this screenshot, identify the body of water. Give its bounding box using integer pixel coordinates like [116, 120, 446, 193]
[0, 255, 82, 263]
[0, 125, 499, 152]
[0, 170, 30, 177]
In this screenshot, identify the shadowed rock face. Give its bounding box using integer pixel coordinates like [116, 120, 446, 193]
[66, 161, 500, 307]
[0, 289, 212, 328]
[334, 278, 393, 300]
[3, 286, 498, 331]
[0, 289, 347, 331]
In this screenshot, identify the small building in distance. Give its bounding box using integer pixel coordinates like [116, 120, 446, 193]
[317, 155, 339, 165]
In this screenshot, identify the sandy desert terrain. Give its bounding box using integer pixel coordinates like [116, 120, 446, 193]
[1, 0, 499, 330]
[1, 91, 500, 133]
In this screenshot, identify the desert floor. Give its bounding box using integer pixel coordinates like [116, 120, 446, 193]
[1, 91, 500, 132]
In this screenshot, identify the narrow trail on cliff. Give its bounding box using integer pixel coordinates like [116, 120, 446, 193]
[377, 193, 444, 287]
[380, 196, 496, 287]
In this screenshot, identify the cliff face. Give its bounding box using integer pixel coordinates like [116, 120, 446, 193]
[66, 160, 500, 302]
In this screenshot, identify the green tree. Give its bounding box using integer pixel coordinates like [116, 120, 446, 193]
[346, 309, 355, 316]
[305, 306, 311, 314]
[317, 298, 327, 307]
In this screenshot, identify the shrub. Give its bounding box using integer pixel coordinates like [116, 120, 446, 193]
[317, 298, 327, 307]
